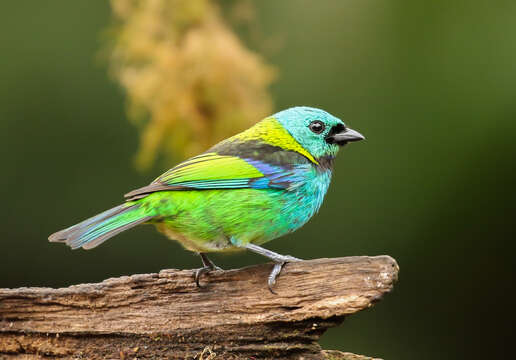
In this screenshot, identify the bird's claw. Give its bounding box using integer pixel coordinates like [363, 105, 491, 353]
[194, 265, 222, 288]
[195, 253, 223, 288]
[267, 262, 284, 294]
[267, 256, 301, 294]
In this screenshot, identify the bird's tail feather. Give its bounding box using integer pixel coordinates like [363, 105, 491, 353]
[48, 203, 153, 250]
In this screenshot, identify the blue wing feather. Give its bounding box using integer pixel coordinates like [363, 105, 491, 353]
[125, 142, 313, 199]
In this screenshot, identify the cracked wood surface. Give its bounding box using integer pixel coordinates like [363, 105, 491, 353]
[0, 256, 398, 359]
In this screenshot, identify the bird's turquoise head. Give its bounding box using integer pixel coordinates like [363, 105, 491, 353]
[273, 106, 365, 160]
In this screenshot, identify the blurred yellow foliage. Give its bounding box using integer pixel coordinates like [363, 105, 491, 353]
[107, 0, 276, 170]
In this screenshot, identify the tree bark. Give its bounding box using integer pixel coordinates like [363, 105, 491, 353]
[0, 256, 398, 359]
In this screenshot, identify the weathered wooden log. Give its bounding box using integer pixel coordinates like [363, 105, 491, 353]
[0, 256, 398, 359]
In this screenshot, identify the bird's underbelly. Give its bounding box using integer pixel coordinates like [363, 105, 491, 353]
[143, 186, 326, 253]
[155, 224, 231, 252]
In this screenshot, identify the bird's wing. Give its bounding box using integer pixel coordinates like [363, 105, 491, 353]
[124, 151, 310, 200]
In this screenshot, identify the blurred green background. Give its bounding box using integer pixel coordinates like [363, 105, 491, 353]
[1, 1, 515, 359]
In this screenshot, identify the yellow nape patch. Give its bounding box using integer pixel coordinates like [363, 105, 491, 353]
[230, 117, 318, 164]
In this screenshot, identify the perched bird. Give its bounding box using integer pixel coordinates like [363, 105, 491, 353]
[49, 107, 364, 291]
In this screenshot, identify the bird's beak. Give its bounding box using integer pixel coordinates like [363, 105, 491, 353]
[326, 127, 365, 146]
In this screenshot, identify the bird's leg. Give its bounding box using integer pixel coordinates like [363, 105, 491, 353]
[200, 253, 223, 270]
[194, 253, 223, 288]
[244, 243, 301, 293]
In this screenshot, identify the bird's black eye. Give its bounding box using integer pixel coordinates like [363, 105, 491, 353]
[308, 120, 325, 134]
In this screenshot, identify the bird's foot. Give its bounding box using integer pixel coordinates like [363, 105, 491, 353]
[195, 253, 223, 288]
[268, 255, 301, 294]
[194, 266, 221, 288]
[243, 243, 302, 294]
